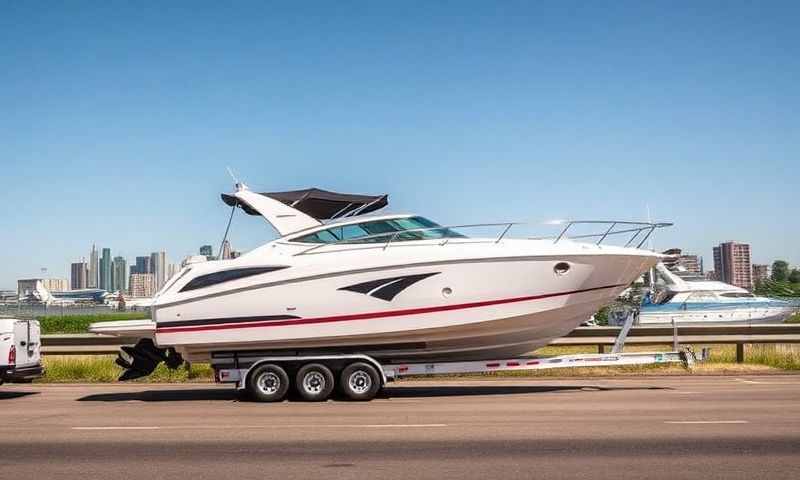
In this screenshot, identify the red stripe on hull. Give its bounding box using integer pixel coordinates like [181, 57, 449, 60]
[156, 283, 623, 334]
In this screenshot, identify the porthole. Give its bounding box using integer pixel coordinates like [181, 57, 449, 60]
[442, 287, 453, 297]
[554, 262, 571, 276]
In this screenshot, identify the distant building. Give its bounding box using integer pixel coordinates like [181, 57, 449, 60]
[134, 256, 151, 275]
[17, 279, 38, 297]
[88, 244, 99, 288]
[112, 256, 127, 293]
[18, 278, 67, 296]
[99, 248, 112, 291]
[167, 263, 180, 281]
[128, 273, 155, 298]
[221, 240, 232, 260]
[42, 278, 69, 292]
[200, 245, 214, 260]
[713, 241, 753, 290]
[150, 251, 167, 290]
[752, 264, 770, 285]
[661, 249, 703, 279]
[70, 262, 88, 290]
[231, 250, 242, 259]
[705, 270, 717, 281]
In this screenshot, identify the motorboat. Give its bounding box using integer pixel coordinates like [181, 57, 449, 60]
[634, 263, 798, 325]
[92, 183, 669, 380]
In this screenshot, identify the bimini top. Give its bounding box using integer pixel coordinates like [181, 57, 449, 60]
[220, 184, 389, 236]
[222, 188, 388, 220]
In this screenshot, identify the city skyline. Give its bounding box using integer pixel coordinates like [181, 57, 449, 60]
[10, 234, 797, 294]
[2, 2, 799, 288]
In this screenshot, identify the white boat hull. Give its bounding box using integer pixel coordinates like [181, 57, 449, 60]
[151, 247, 656, 363]
[638, 306, 796, 326]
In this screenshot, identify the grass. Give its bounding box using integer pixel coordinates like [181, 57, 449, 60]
[786, 312, 800, 324]
[38, 312, 150, 334]
[40, 355, 213, 383]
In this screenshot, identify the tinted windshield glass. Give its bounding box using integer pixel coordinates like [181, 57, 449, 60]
[292, 216, 466, 244]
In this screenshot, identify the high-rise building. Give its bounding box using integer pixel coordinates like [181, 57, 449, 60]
[70, 262, 88, 290]
[661, 249, 703, 278]
[221, 240, 232, 260]
[99, 248, 112, 291]
[150, 251, 166, 290]
[128, 273, 155, 297]
[134, 256, 151, 275]
[752, 264, 770, 285]
[713, 241, 753, 290]
[88, 244, 99, 288]
[200, 245, 214, 260]
[167, 263, 180, 282]
[112, 256, 127, 293]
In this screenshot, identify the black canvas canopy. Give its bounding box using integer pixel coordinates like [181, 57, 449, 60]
[221, 188, 388, 219]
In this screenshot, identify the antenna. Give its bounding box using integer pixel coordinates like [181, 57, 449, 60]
[645, 204, 654, 251]
[226, 166, 239, 182]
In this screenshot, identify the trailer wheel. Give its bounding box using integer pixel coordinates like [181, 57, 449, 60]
[247, 364, 290, 402]
[295, 363, 335, 401]
[340, 362, 381, 401]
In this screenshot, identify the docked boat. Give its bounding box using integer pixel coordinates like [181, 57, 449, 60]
[635, 263, 797, 325]
[92, 183, 668, 380]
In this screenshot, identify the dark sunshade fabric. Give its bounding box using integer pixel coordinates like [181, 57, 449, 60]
[221, 188, 388, 219]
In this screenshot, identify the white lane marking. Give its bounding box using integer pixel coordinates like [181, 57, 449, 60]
[664, 420, 749, 425]
[72, 426, 162, 430]
[734, 378, 799, 386]
[356, 424, 447, 428]
[668, 391, 701, 395]
[71, 424, 447, 431]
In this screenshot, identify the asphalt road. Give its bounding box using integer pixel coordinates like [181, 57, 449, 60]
[1, 376, 799, 479]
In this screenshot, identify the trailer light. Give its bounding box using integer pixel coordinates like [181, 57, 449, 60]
[8, 345, 16, 365]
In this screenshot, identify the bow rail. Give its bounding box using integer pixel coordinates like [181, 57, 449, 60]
[291, 220, 672, 256]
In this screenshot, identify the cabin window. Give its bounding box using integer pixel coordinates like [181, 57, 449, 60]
[294, 230, 340, 244]
[720, 292, 755, 298]
[291, 217, 466, 244]
[180, 267, 288, 292]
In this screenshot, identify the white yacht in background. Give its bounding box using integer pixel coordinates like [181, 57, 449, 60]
[92, 183, 668, 381]
[636, 263, 797, 325]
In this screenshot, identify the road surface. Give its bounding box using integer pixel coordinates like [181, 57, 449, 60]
[2, 376, 799, 479]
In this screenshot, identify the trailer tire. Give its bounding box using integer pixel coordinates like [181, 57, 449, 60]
[339, 362, 381, 401]
[295, 363, 335, 401]
[247, 364, 290, 402]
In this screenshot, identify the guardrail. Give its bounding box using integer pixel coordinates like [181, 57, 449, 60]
[40, 324, 800, 363]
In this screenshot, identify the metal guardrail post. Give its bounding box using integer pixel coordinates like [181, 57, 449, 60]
[672, 319, 679, 352]
[736, 343, 745, 363]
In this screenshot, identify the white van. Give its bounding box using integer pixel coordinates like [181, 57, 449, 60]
[0, 318, 43, 384]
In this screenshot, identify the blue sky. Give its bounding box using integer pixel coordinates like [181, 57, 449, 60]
[1, 1, 798, 288]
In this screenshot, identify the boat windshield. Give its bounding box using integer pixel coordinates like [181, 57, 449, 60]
[291, 216, 467, 244]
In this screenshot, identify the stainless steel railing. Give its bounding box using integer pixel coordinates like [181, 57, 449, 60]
[291, 220, 672, 256]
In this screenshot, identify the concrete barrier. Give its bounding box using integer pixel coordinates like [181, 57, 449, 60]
[40, 324, 800, 363]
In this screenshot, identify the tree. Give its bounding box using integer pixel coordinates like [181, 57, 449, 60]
[772, 260, 790, 282]
[789, 269, 800, 284]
